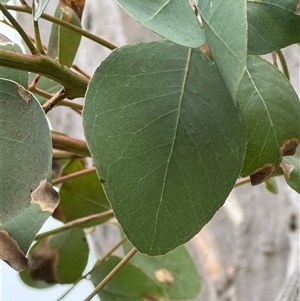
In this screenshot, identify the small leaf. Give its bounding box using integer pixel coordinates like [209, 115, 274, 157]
[47, 2, 82, 67]
[23, 228, 89, 284]
[90, 256, 164, 301]
[123, 242, 201, 300]
[248, 0, 300, 54]
[0, 79, 58, 271]
[53, 159, 111, 224]
[236, 55, 300, 183]
[116, 0, 205, 48]
[197, 0, 247, 99]
[282, 145, 300, 193]
[33, 0, 50, 21]
[83, 41, 246, 255]
[0, 34, 28, 87]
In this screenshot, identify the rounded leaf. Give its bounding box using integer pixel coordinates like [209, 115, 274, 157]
[83, 41, 246, 255]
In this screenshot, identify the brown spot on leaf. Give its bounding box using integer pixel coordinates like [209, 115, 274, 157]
[17, 85, 32, 103]
[250, 163, 275, 185]
[100, 179, 106, 184]
[280, 138, 299, 156]
[28, 237, 58, 283]
[59, 0, 86, 19]
[0, 230, 28, 271]
[155, 268, 174, 285]
[31, 180, 60, 212]
[200, 42, 211, 58]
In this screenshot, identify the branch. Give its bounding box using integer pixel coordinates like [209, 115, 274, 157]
[4, 4, 117, 50]
[52, 167, 96, 185]
[43, 88, 67, 113]
[35, 209, 114, 240]
[0, 49, 88, 98]
[276, 50, 290, 80]
[51, 132, 91, 157]
[83, 247, 138, 301]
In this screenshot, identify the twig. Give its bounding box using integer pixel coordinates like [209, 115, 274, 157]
[51, 132, 90, 157]
[35, 209, 114, 240]
[4, 4, 117, 50]
[56, 237, 127, 301]
[58, 100, 83, 113]
[84, 237, 128, 278]
[272, 51, 278, 67]
[52, 149, 84, 159]
[276, 49, 290, 80]
[234, 177, 250, 187]
[72, 64, 91, 79]
[0, 3, 39, 54]
[83, 247, 138, 301]
[43, 88, 67, 113]
[33, 20, 46, 54]
[52, 167, 96, 185]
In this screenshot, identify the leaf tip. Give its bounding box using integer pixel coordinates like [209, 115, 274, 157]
[31, 180, 60, 213]
[250, 163, 275, 186]
[0, 230, 28, 271]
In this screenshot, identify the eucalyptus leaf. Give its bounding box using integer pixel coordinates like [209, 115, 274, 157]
[90, 256, 164, 301]
[116, 0, 205, 47]
[47, 4, 82, 67]
[248, 0, 300, 54]
[236, 55, 300, 183]
[83, 41, 246, 255]
[123, 242, 201, 300]
[33, 0, 50, 21]
[197, 0, 247, 99]
[22, 228, 89, 284]
[0, 34, 28, 87]
[53, 159, 111, 225]
[0, 79, 58, 271]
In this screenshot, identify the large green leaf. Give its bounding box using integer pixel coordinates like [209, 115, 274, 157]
[115, 0, 205, 48]
[236, 55, 300, 183]
[83, 41, 246, 255]
[248, 0, 300, 54]
[123, 242, 201, 300]
[53, 159, 111, 224]
[47, 3, 82, 67]
[20, 228, 89, 284]
[0, 79, 58, 271]
[0, 34, 28, 87]
[197, 0, 248, 99]
[90, 256, 164, 301]
[282, 145, 300, 193]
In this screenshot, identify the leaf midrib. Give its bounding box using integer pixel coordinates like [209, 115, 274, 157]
[149, 48, 192, 253]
